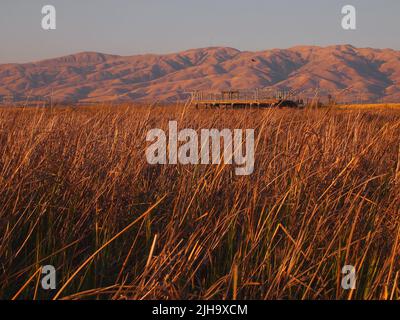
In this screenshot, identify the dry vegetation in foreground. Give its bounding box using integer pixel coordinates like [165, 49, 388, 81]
[338, 103, 400, 110]
[0, 105, 399, 300]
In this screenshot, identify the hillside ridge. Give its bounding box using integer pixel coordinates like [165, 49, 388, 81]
[1, 45, 399, 103]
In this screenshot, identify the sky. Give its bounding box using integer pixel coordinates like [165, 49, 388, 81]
[0, 0, 399, 63]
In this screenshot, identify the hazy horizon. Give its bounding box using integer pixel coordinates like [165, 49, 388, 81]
[1, 0, 399, 63]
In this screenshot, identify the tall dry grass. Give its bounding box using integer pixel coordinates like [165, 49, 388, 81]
[0, 105, 399, 300]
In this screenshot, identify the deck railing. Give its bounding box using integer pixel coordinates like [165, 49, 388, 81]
[191, 90, 293, 102]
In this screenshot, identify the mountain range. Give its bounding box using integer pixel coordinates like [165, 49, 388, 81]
[1, 45, 400, 103]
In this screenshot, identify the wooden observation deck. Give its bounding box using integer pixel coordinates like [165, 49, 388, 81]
[191, 90, 301, 109]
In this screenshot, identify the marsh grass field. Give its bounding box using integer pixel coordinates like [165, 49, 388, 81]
[0, 104, 399, 300]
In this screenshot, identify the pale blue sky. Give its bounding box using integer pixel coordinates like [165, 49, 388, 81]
[0, 0, 399, 63]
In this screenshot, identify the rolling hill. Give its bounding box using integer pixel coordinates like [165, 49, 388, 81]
[1, 45, 400, 103]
